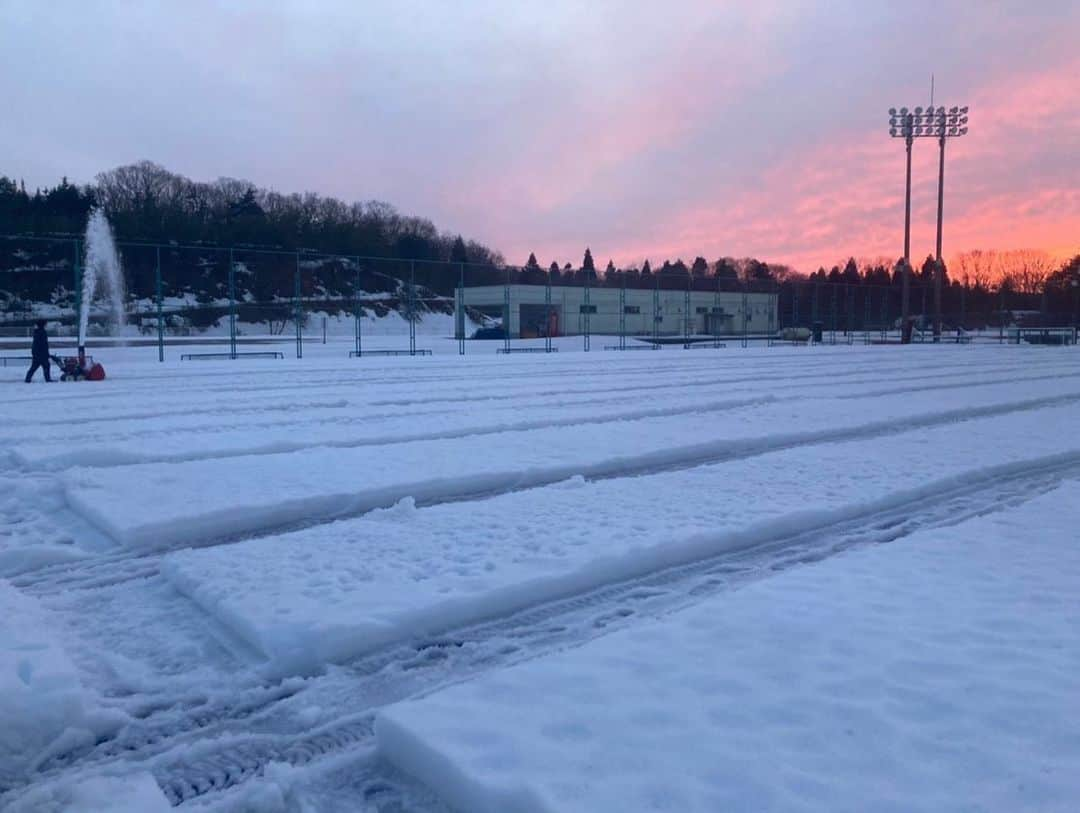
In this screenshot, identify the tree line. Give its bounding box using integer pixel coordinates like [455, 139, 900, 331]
[2, 162, 1077, 330]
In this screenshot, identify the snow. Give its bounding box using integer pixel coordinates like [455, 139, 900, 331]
[2, 340, 1079, 810]
[0, 580, 120, 784]
[4, 771, 171, 813]
[160, 400, 1080, 672]
[376, 481, 1080, 813]
[58, 375, 1080, 549]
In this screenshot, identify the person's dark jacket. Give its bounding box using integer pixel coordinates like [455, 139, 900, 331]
[31, 326, 49, 362]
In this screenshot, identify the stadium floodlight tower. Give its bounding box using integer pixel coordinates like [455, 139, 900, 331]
[930, 105, 969, 340]
[888, 104, 969, 341]
[888, 106, 917, 341]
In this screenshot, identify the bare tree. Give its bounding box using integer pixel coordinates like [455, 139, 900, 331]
[951, 250, 998, 292]
[1001, 249, 1055, 294]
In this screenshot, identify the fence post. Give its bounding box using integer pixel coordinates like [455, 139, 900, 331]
[228, 248, 237, 359]
[294, 252, 303, 359]
[156, 245, 164, 362]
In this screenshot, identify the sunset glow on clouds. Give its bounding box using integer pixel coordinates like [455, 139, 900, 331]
[2, 0, 1077, 272]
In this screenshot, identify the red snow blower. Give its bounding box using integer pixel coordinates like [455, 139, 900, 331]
[52, 346, 106, 382]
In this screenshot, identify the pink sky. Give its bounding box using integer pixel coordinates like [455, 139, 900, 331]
[2, 1, 1077, 272]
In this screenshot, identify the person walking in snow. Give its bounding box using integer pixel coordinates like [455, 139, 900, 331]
[24, 319, 52, 383]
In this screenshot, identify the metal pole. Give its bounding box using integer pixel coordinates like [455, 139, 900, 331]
[73, 239, 81, 342]
[294, 253, 302, 359]
[583, 269, 591, 352]
[714, 273, 722, 347]
[741, 279, 748, 348]
[355, 259, 363, 357]
[619, 273, 626, 350]
[409, 260, 417, 355]
[156, 245, 164, 362]
[863, 288, 871, 344]
[545, 269, 553, 353]
[228, 248, 237, 359]
[503, 266, 511, 353]
[683, 281, 691, 348]
[830, 285, 838, 344]
[881, 286, 888, 342]
[901, 121, 913, 341]
[652, 278, 660, 344]
[458, 262, 465, 355]
[934, 132, 946, 341]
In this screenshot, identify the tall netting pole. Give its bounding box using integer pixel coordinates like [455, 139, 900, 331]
[652, 277, 660, 345]
[545, 268, 553, 353]
[583, 269, 591, 352]
[619, 273, 626, 350]
[72, 239, 81, 342]
[830, 285, 838, 344]
[409, 260, 417, 356]
[863, 288, 871, 345]
[294, 253, 303, 359]
[355, 258, 363, 357]
[228, 248, 237, 359]
[503, 266, 511, 353]
[881, 287, 889, 342]
[458, 262, 466, 355]
[683, 280, 691, 348]
[713, 273, 722, 348]
[741, 278, 749, 348]
[156, 245, 164, 362]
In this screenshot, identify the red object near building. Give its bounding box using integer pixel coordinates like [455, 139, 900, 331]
[86, 363, 106, 381]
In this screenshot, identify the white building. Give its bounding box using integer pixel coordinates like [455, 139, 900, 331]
[457, 284, 777, 338]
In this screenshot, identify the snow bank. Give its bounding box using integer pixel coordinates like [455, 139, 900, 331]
[0, 472, 90, 577]
[5, 771, 170, 813]
[0, 581, 119, 785]
[66, 378, 1080, 549]
[377, 482, 1080, 813]
[161, 401, 1080, 672]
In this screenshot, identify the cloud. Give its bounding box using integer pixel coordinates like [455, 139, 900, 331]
[0, 0, 1076, 270]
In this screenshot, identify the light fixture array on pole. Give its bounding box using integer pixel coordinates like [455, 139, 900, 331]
[888, 104, 969, 342]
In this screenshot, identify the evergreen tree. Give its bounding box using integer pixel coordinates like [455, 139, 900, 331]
[450, 235, 469, 264]
[842, 257, 861, 284]
[582, 247, 595, 273]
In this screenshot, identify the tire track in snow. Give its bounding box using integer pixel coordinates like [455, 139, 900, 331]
[13, 453, 1073, 808]
[146, 390, 1080, 550]
[22, 367, 1079, 467]
[16, 388, 1080, 586]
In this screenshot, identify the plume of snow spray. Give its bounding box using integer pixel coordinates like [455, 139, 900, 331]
[80, 208, 126, 346]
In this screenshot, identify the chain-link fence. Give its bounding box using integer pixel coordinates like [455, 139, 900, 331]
[3, 234, 1078, 359]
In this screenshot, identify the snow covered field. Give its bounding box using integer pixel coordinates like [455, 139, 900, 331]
[2, 340, 1079, 811]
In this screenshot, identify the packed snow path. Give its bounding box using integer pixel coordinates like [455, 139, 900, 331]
[2, 343, 1079, 811]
